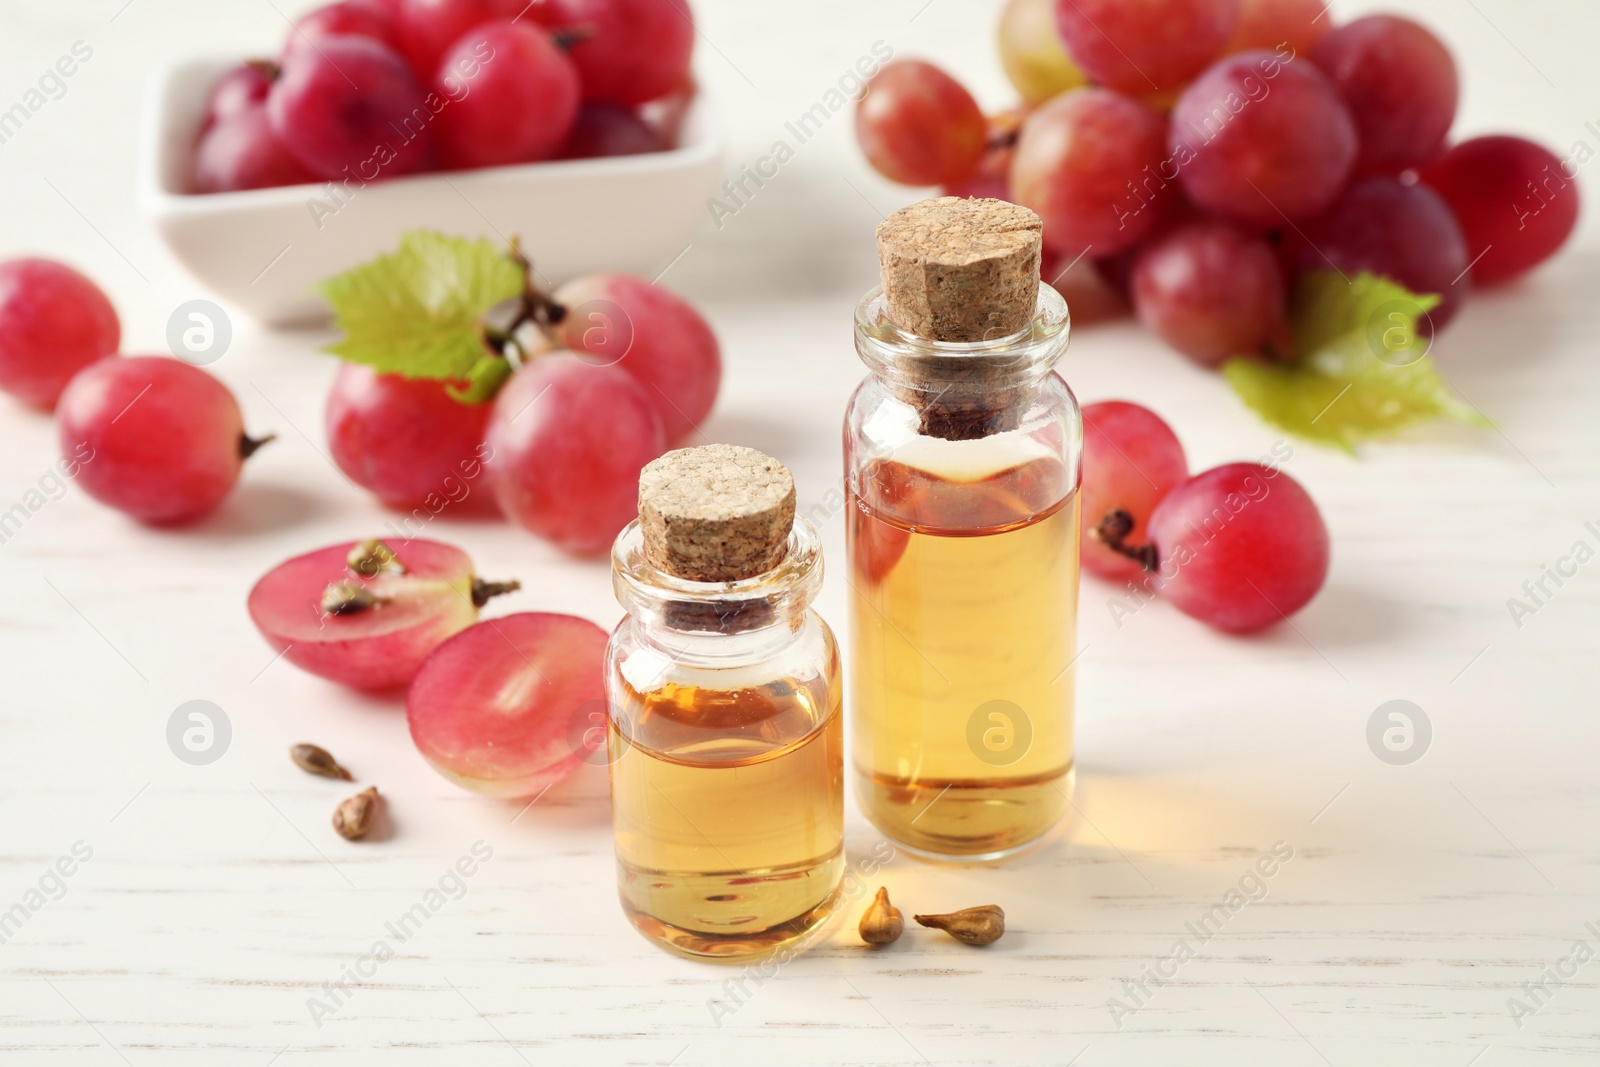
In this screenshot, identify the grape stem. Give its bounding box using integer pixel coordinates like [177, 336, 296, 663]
[470, 578, 522, 608]
[1089, 508, 1158, 572]
[239, 433, 277, 459]
[481, 236, 568, 362]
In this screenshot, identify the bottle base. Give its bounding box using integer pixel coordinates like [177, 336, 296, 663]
[855, 765, 1075, 861]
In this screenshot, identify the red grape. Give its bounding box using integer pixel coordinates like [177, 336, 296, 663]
[1147, 462, 1328, 632]
[943, 109, 1026, 201]
[1053, 0, 1243, 95]
[283, 1, 401, 58]
[550, 273, 720, 444]
[268, 35, 436, 181]
[202, 62, 275, 132]
[395, 0, 523, 78]
[1011, 88, 1170, 258]
[325, 363, 493, 509]
[1131, 219, 1287, 365]
[536, 0, 694, 106]
[57, 357, 266, 524]
[1311, 15, 1458, 175]
[856, 60, 986, 187]
[1080, 401, 1187, 582]
[1170, 50, 1356, 228]
[408, 612, 608, 797]
[485, 355, 665, 555]
[1225, 0, 1330, 57]
[556, 103, 666, 159]
[0, 259, 120, 410]
[249, 538, 517, 690]
[1418, 135, 1580, 286]
[1291, 176, 1470, 328]
[433, 20, 580, 169]
[999, 0, 1087, 105]
[194, 105, 317, 192]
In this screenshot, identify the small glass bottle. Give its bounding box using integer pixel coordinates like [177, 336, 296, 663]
[845, 197, 1081, 860]
[605, 444, 845, 959]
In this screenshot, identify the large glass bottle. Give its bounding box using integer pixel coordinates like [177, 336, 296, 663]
[845, 197, 1081, 860]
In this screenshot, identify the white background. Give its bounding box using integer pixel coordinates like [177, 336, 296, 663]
[1, 0, 1597, 1063]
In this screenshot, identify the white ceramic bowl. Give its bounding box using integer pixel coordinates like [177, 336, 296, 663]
[139, 55, 725, 326]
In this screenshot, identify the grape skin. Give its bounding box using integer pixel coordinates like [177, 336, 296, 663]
[856, 60, 987, 187]
[1053, 0, 1243, 95]
[0, 259, 120, 410]
[999, 0, 1087, 105]
[194, 106, 317, 193]
[1147, 462, 1329, 633]
[1131, 220, 1287, 365]
[1080, 401, 1188, 582]
[1418, 135, 1581, 286]
[395, 0, 524, 78]
[202, 62, 274, 132]
[433, 20, 580, 169]
[556, 103, 666, 159]
[536, 0, 695, 106]
[1225, 0, 1330, 57]
[284, 1, 402, 58]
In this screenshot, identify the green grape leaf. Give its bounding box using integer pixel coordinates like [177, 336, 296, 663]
[1223, 271, 1490, 451]
[317, 231, 522, 388]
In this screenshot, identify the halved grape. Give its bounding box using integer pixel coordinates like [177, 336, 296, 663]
[407, 612, 608, 798]
[1131, 219, 1287, 364]
[434, 20, 580, 169]
[999, 0, 1087, 105]
[856, 60, 986, 187]
[1147, 462, 1328, 633]
[0, 258, 119, 410]
[1418, 135, 1580, 286]
[536, 0, 695, 106]
[1225, 0, 1330, 56]
[1053, 0, 1243, 95]
[194, 106, 317, 193]
[249, 538, 517, 691]
[1170, 50, 1356, 228]
[1080, 401, 1188, 582]
[1011, 87, 1169, 257]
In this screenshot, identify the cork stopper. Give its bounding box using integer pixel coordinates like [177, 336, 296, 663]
[873, 197, 1046, 442]
[638, 445, 796, 583]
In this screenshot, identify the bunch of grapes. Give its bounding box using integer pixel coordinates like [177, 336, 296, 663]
[857, 0, 1581, 365]
[193, 0, 694, 194]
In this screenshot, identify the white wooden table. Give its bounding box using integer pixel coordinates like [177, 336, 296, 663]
[1, 0, 1596, 1063]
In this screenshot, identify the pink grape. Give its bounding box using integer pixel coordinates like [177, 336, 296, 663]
[433, 20, 580, 168]
[1011, 88, 1169, 258]
[325, 363, 493, 509]
[998, 0, 1087, 105]
[943, 108, 1026, 201]
[249, 538, 518, 691]
[1418, 135, 1580, 286]
[57, 357, 267, 524]
[1311, 15, 1457, 175]
[408, 612, 608, 797]
[485, 355, 665, 555]
[283, 1, 401, 58]
[268, 35, 436, 181]
[0, 259, 120, 410]
[1147, 462, 1329, 633]
[549, 273, 720, 444]
[1170, 50, 1356, 228]
[395, 0, 522, 77]
[1225, 0, 1330, 56]
[1053, 0, 1243, 95]
[1079, 401, 1188, 582]
[1291, 176, 1470, 328]
[536, 0, 694, 106]
[194, 106, 317, 192]
[556, 103, 665, 159]
[202, 62, 275, 132]
[1131, 219, 1287, 365]
[856, 60, 986, 187]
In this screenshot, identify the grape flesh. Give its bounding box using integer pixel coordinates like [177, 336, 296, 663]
[268, 35, 436, 180]
[536, 0, 695, 106]
[1418, 135, 1580, 286]
[283, 1, 401, 58]
[407, 612, 608, 797]
[1147, 462, 1328, 632]
[556, 103, 666, 159]
[1053, 0, 1243, 95]
[325, 363, 493, 509]
[1131, 219, 1287, 365]
[1011, 88, 1170, 258]
[395, 0, 523, 78]
[249, 539, 501, 690]
[1310, 15, 1457, 175]
[1170, 50, 1356, 228]
[433, 21, 580, 169]
[1292, 176, 1470, 328]
[856, 60, 986, 187]
[1225, 0, 1330, 56]
[194, 105, 317, 192]
[56, 356, 259, 524]
[550, 273, 720, 444]
[202, 62, 275, 132]
[999, 0, 1087, 105]
[1080, 401, 1188, 582]
[0, 258, 120, 410]
[485, 355, 665, 555]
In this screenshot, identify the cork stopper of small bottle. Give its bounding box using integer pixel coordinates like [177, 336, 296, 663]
[638, 444, 796, 583]
[874, 197, 1046, 442]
